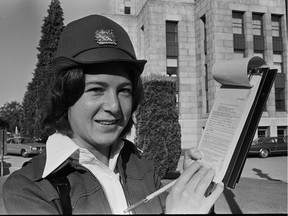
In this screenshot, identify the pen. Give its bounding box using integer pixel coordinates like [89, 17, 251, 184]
[123, 179, 178, 213]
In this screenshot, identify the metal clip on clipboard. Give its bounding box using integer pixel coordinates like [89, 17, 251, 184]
[247, 56, 268, 80]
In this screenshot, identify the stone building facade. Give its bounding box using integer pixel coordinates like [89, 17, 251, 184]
[103, 0, 287, 149]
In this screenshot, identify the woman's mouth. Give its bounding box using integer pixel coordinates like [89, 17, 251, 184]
[95, 120, 118, 125]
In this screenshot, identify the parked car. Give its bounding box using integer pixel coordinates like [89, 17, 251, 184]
[6, 137, 46, 157]
[248, 136, 287, 158]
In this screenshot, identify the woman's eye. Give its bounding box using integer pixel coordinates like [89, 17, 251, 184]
[120, 88, 132, 95]
[86, 87, 104, 93]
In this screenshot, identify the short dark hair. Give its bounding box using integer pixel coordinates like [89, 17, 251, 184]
[43, 62, 143, 138]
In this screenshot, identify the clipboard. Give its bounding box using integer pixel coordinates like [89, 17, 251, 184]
[222, 67, 277, 188]
[197, 56, 278, 189]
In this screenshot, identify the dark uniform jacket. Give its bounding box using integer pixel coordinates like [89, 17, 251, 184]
[3, 140, 166, 214]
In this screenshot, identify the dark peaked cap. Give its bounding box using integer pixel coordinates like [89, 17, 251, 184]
[53, 14, 147, 74]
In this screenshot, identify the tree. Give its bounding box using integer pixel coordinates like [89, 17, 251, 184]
[0, 118, 9, 130]
[0, 101, 23, 133]
[21, 0, 64, 139]
[135, 74, 181, 179]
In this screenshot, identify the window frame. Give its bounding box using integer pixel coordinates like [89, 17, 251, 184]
[124, 6, 131, 15]
[252, 13, 263, 36]
[232, 11, 244, 35]
[272, 15, 281, 37]
[166, 21, 178, 57]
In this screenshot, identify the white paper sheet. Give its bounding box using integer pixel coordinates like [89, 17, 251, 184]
[198, 57, 263, 183]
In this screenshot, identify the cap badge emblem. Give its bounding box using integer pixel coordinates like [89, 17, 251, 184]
[95, 29, 117, 46]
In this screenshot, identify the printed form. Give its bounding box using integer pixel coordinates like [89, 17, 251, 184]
[198, 58, 262, 183]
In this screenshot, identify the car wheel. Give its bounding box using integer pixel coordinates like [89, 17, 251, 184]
[21, 149, 28, 157]
[259, 149, 269, 158]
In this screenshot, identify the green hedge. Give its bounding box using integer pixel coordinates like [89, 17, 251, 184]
[135, 74, 181, 179]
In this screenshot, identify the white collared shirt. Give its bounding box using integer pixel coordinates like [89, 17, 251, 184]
[42, 133, 129, 214]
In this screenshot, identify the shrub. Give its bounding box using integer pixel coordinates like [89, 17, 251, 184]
[135, 74, 181, 179]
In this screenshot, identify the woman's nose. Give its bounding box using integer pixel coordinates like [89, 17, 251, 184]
[102, 91, 120, 113]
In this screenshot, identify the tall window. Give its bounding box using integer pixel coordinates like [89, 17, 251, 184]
[233, 11, 245, 53]
[274, 53, 286, 111]
[166, 21, 179, 111]
[272, 15, 285, 111]
[166, 21, 178, 77]
[253, 13, 264, 53]
[232, 12, 244, 34]
[272, 15, 281, 37]
[252, 13, 263, 36]
[166, 21, 178, 57]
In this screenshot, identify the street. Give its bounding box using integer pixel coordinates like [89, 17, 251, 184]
[0, 154, 287, 214]
[176, 154, 287, 182]
[0, 154, 32, 176]
[241, 155, 287, 183]
[174, 155, 287, 214]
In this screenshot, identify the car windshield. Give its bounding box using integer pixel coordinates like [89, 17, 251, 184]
[252, 138, 265, 145]
[16, 137, 36, 144]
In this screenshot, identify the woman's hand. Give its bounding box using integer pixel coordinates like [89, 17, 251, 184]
[183, 147, 202, 170]
[165, 162, 224, 214]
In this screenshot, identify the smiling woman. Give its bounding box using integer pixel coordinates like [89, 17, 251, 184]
[67, 65, 135, 161]
[43, 62, 143, 141]
[2, 14, 223, 214]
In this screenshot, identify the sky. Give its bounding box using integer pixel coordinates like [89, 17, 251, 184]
[0, 0, 110, 107]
